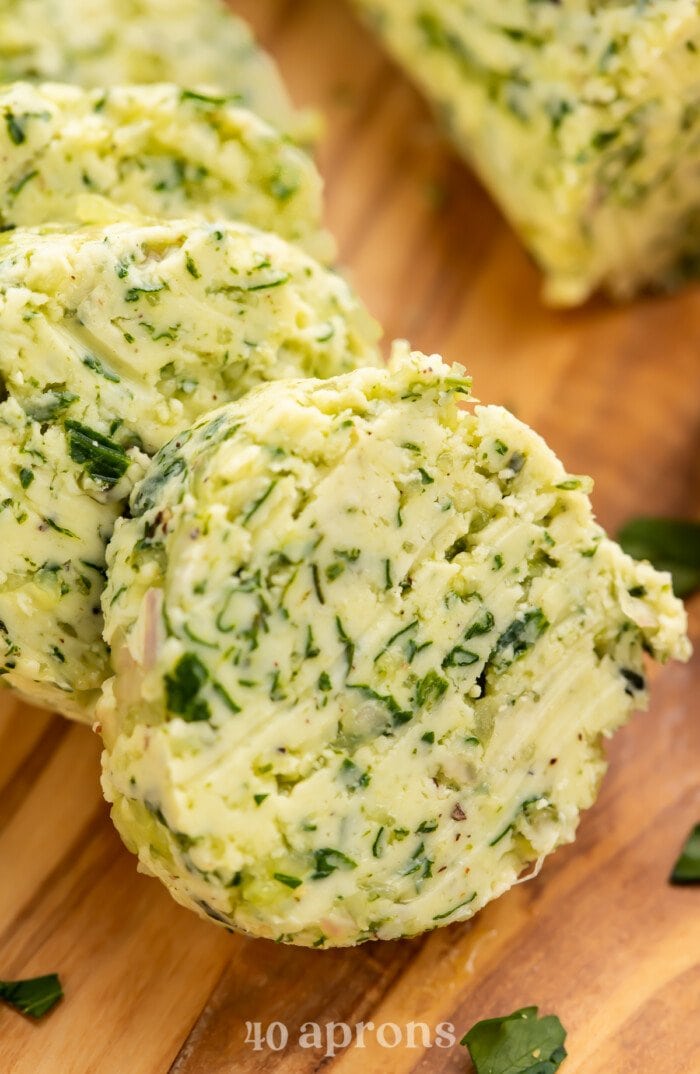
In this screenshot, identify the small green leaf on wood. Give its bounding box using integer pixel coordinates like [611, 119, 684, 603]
[0, 974, 63, 1019]
[670, 823, 700, 884]
[618, 518, 700, 599]
[461, 1006, 567, 1074]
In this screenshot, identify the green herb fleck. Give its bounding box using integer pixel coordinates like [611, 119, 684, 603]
[18, 468, 33, 489]
[432, 893, 476, 921]
[274, 873, 302, 889]
[465, 609, 495, 639]
[185, 254, 201, 279]
[4, 111, 26, 144]
[44, 517, 77, 538]
[442, 646, 479, 669]
[311, 847, 357, 879]
[124, 281, 166, 302]
[211, 681, 241, 714]
[339, 757, 370, 792]
[415, 670, 448, 707]
[670, 823, 700, 884]
[164, 653, 210, 722]
[243, 480, 277, 523]
[65, 421, 128, 489]
[82, 354, 120, 383]
[490, 609, 548, 671]
[335, 616, 354, 675]
[311, 563, 325, 604]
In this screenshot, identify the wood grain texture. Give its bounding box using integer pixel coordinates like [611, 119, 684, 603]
[1, 2, 699, 1071]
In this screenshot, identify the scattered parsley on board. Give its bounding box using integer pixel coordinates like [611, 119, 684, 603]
[670, 824, 700, 885]
[0, 974, 63, 1018]
[461, 1006, 567, 1074]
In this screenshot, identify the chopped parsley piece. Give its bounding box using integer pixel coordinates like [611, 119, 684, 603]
[82, 353, 120, 383]
[461, 1006, 567, 1074]
[0, 974, 63, 1019]
[27, 389, 78, 422]
[490, 609, 549, 671]
[670, 823, 700, 884]
[465, 609, 495, 639]
[164, 653, 211, 722]
[339, 757, 370, 792]
[18, 468, 33, 489]
[65, 421, 128, 489]
[415, 670, 448, 707]
[124, 281, 166, 302]
[442, 645, 479, 669]
[311, 847, 357, 879]
[4, 110, 26, 144]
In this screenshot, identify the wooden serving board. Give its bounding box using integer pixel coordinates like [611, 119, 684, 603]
[1, 2, 699, 1071]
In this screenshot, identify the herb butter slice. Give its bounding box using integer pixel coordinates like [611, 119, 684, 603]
[354, 0, 700, 305]
[0, 218, 380, 720]
[0, 82, 332, 262]
[99, 349, 689, 946]
[0, 0, 311, 141]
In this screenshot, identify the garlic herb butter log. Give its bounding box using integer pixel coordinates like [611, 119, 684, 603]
[353, 0, 700, 305]
[0, 0, 311, 141]
[0, 82, 332, 262]
[0, 220, 380, 720]
[100, 351, 689, 946]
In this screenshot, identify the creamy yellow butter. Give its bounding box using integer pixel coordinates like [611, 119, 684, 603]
[0, 82, 332, 262]
[0, 219, 380, 719]
[0, 0, 311, 140]
[99, 350, 689, 946]
[354, 0, 700, 304]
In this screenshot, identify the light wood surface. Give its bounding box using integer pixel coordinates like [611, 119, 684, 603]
[1, 3, 699, 1071]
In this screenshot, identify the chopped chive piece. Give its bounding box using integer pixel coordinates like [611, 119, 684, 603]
[274, 873, 302, 889]
[372, 827, 385, 858]
[432, 893, 476, 921]
[4, 111, 26, 144]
